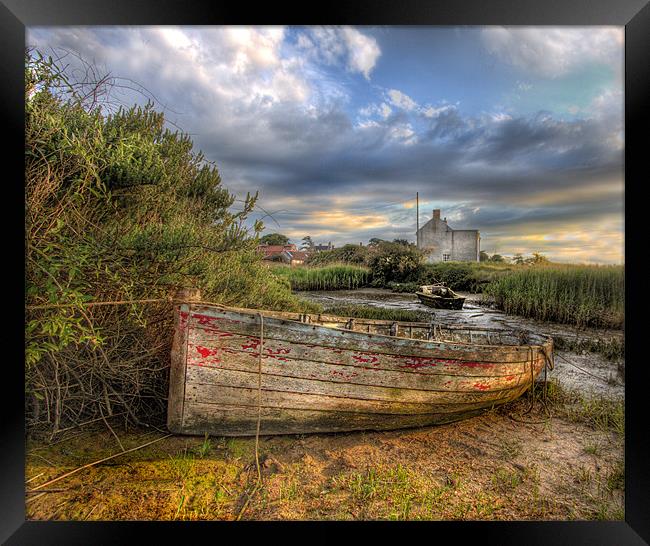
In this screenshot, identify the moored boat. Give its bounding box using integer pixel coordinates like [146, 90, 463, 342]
[416, 284, 466, 310]
[168, 302, 553, 436]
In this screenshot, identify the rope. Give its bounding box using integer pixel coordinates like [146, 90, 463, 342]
[236, 312, 264, 521]
[28, 433, 172, 493]
[523, 346, 535, 415]
[509, 346, 551, 424]
[26, 297, 173, 310]
[554, 352, 620, 385]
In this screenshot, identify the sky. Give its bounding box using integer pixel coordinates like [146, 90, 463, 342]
[27, 26, 625, 264]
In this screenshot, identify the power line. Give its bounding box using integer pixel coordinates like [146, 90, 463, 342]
[233, 197, 416, 216]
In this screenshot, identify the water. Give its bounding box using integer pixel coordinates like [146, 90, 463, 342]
[300, 288, 624, 400]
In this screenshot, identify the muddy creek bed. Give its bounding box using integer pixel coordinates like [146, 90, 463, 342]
[168, 302, 554, 436]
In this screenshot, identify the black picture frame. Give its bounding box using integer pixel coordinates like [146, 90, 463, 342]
[3, 0, 648, 543]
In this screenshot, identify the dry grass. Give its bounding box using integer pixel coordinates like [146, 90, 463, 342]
[26, 393, 624, 521]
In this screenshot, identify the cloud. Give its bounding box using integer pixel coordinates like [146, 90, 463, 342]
[421, 104, 455, 118]
[297, 26, 381, 80]
[26, 26, 623, 263]
[341, 26, 382, 79]
[387, 88, 418, 111]
[481, 27, 624, 78]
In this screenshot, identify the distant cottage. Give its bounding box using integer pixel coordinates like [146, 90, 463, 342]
[257, 243, 309, 266]
[416, 209, 480, 263]
[313, 242, 335, 252]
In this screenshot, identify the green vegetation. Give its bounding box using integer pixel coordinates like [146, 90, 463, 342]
[407, 261, 514, 292]
[553, 336, 624, 361]
[387, 281, 422, 293]
[259, 233, 290, 246]
[25, 50, 316, 433]
[367, 241, 423, 285]
[523, 378, 624, 436]
[322, 304, 433, 323]
[272, 264, 371, 291]
[483, 265, 624, 328]
[308, 243, 370, 266]
[285, 244, 624, 331]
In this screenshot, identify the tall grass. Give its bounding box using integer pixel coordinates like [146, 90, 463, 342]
[273, 264, 371, 291]
[483, 265, 624, 328]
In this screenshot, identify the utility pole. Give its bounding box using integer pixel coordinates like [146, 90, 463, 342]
[416, 192, 419, 248]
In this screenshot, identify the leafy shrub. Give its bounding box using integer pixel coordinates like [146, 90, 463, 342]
[368, 242, 424, 284]
[25, 49, 314, 432]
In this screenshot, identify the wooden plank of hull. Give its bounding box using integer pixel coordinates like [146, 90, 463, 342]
[184, 383, 524, 416]
[185, 352, 540, 398]
[185, 307, 544, 363]
[167, 303, 190, 432]
[187, 331, 538, 378]
[185, 366, 531, 407]
[179, 402, 512, 436]
[168, 304, 552, 436]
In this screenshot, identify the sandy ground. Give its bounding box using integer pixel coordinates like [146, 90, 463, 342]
[25, 399, 624, 521]
[25, 289, 625, 521]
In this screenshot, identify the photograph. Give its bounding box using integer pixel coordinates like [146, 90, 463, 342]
[24, 23, 627, 523]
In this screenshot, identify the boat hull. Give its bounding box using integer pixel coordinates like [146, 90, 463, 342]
[168, 304, 552, 436]
[416, 292, 466, 310]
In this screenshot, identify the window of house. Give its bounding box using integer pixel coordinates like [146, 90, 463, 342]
[443, 254, 450, 262]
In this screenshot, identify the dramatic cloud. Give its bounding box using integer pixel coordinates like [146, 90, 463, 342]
[296, 26, 381, 80]
[481, 27, 624, 78]
[387, 89, 418, 111]
[27, 26, 624, 263]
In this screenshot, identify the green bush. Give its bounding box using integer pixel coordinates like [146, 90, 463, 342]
[25, 50, 314, 431]
[308, 244, 370, 266]
[368, 242, 424, 284]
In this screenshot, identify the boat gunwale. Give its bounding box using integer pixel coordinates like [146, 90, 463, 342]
[184, 301, 554, 352]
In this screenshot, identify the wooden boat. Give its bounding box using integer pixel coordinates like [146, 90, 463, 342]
[168, 302, 553, 436]
[416, 284, 466, 310]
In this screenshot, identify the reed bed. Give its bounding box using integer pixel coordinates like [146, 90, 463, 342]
[274, 264, 372, 291]
[483, 265, 624, 328]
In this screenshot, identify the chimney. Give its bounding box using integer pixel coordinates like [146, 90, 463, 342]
[432, 209, 441, 222]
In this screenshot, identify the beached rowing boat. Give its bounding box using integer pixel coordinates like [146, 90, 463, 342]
[416, 284, 466, 310]
[167, 302, 553, 436]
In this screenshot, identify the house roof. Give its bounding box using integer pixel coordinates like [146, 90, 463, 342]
[287, 251, 309, 261]
[257, 243, 297, 257]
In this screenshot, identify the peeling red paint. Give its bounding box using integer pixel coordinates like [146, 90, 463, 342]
[179, 311, 190, 331]
[352, 354, 379, 365]
[397, 355, 440, 369]
[330, 370, 359, 379]
[458, 361, 494, 369]
[196, 345, 216, 358]
[241, 339, 261, 351]
[265, 347, 291, 356]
